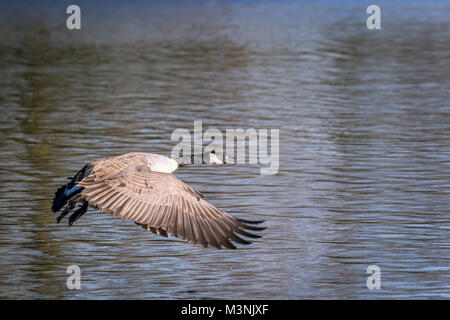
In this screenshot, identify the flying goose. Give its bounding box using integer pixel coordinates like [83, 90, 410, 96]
[51, 151, 265, 249]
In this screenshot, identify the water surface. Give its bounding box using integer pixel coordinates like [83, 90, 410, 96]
[0, 1, 449, 299]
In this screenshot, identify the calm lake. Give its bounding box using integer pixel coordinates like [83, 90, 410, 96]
[0, 1, 449, 299]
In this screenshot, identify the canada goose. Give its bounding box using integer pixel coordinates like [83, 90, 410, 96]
[51, 151, 265, 249]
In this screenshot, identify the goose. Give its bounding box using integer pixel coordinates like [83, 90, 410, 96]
[51, 151, 265, 249]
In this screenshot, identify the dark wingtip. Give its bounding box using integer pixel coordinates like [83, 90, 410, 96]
[241, 224, 267, 232]
[229, 232, 252, 245]
[237, 218, 265, 225]
[229, 218, 266, 246]
[237, 229, 263, 239]
[52, 185, 68, 212]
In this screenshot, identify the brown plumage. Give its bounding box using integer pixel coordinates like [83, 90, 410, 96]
[51, 152, 265, 249]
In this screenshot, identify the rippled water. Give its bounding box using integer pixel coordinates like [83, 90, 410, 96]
[0, 1, 449, 299]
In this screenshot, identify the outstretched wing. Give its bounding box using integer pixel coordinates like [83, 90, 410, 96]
[77, 166, 265, 249]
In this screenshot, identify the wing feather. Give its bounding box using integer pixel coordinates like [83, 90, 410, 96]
[77, 165, 264, 249]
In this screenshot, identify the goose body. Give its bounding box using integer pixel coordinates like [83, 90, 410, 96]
[52, 152, 265, 249]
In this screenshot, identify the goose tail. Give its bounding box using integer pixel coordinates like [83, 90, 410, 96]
[51, 164, 91, 213]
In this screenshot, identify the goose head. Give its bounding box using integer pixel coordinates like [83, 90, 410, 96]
[203, 150, 233, 165]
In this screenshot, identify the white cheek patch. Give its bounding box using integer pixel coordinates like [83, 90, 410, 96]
[151, 159, 179, 173]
